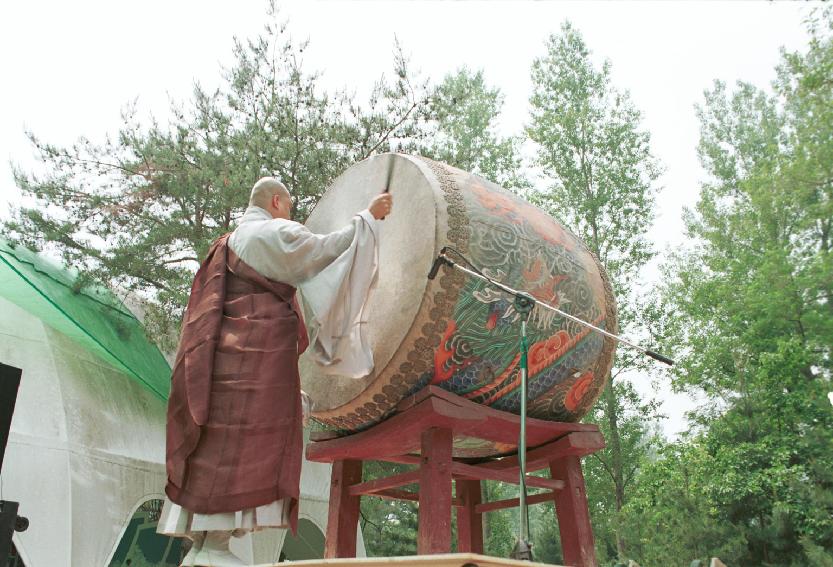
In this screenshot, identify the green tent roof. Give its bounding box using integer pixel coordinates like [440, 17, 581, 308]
[0, 240, 171, 400]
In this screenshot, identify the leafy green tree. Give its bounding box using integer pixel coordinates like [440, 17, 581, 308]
[481, 480, 518, 558]
[583, 381, 663, 565]
[658, 8, 833, 565]
[527, 22, 659, 289]
[359, 462, 420, 557]
[420, 67, 529, 190]
[529, 501, 562, 564]
[526, 21, 663, 562]
[621, 440, 746, 566]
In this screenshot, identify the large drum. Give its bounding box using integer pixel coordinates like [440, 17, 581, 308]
[301, 154, 617, 437]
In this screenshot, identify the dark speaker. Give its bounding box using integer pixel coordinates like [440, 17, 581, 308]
[0, 363, 24, 561]
[0, 362, 22, 474]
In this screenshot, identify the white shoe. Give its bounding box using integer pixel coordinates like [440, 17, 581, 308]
[180, 532, 206, 566]
[192, 531, 247, 566]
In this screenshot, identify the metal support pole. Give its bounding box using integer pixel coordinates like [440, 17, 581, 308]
[511, 293, 535, 561]
[519, 318, 529, 543]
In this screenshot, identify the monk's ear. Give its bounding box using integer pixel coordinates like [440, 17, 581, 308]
[272, 194, 282, 210]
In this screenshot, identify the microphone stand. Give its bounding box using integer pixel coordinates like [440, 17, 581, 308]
[511, 291, 535, 561]
[427, 250, 674, 562]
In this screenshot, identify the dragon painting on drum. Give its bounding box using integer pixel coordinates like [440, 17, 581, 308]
[300, 154, 617, 446]
[431, 175, 616, 421]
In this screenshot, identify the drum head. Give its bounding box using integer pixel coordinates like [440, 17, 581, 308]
[300, 154, 438, 411]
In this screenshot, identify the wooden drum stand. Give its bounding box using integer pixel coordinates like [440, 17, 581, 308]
[306, 386, 604, 567]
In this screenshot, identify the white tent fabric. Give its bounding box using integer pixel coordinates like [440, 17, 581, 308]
[0, 296, 363, 565]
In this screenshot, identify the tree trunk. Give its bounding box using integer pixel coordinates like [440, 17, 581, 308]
[603, 380, 627, 560]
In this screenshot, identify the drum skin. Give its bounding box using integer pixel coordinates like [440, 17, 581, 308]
[301, 154, 617, 439]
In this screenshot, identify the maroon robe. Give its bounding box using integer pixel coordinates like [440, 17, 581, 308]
[165, 234, 309, 533]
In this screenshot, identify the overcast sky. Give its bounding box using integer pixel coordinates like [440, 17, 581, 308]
[0, 0, 820, 435]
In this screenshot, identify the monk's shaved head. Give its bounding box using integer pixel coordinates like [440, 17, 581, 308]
[249, 177, 290, 211]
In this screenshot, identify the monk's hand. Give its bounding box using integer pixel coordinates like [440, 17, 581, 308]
[369, 193, 393, 220]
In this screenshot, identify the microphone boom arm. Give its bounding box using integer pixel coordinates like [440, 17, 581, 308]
[431, 253, 675, 366]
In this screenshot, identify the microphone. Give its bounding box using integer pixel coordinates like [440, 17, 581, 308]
[427, 249, 449, 280]
[646, 350, 675, 366]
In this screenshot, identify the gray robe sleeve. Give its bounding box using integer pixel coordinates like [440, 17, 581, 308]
[299, 210, 380, 378]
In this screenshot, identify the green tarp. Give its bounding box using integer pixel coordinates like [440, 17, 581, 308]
[0, 240, 171, 400]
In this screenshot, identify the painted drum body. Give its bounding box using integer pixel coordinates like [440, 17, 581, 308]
[301, 154, 617, 438]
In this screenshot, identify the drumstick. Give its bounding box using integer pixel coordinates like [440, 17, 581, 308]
[380, 155, 394, 219]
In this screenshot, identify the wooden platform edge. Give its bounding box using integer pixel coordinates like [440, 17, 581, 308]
[274, 552, 564, 566]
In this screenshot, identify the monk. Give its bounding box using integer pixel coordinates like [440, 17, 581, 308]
[157, 177, 392, 566]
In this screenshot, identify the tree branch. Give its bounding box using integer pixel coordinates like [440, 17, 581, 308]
[361, 98, 421, 159]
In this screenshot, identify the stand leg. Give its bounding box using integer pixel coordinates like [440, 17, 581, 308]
[417, 427, 453, 554]
[551, 456, 597, 567]
[325, 459, 363, 558]
[456, 479, 484, 554]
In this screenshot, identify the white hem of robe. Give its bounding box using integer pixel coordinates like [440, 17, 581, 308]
[156, 497, 290, 537]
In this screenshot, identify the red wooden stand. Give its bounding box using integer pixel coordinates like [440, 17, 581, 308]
[306, 386, 605, 567]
